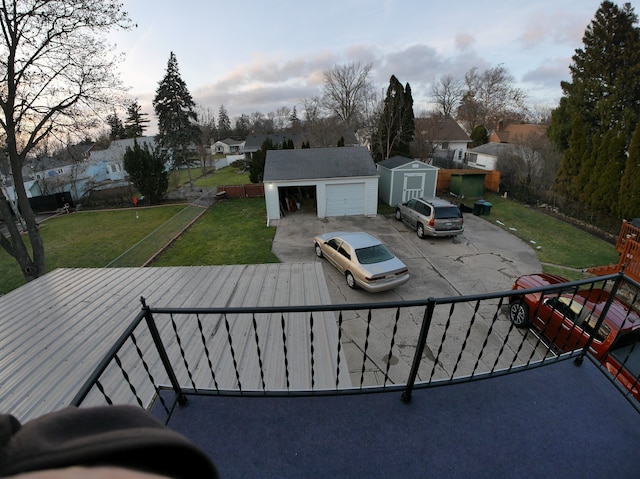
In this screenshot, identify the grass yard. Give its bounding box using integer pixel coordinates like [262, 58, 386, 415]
[482, 193, 619, 278]
[0, 205, 186, 295]
[169, 165, 250, 189]
[151, 197, 279, 266]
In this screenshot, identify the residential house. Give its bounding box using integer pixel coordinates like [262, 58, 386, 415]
[488, 122, 547, 145]
[413, 115, 472, 163]
[212, 138, 244, 155]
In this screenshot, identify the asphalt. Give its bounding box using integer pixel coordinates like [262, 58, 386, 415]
[271, 209, 543, 386]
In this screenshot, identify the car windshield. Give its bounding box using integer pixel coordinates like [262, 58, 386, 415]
[355, 244, 394, 264]
[434, 206, 461, 219]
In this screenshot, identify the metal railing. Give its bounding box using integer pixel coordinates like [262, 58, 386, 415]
[71, 272, 640, 422]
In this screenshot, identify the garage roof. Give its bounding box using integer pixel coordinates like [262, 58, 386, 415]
[264, 146, 376, 181]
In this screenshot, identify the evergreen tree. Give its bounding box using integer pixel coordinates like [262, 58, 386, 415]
[249, 138, 275, 183]
[593, 131, 626, 213]
[470, 125, 488, 148]
[337, 136, 345, 147]
[618, 123, 640, 218]
[124, 100, 150, 138]
[301, 140, 310, 149]
[106, 112, 125, 140]
[552, 116, 590, 198]
[153, 52, 199, 187]
[217, 105, 232, 138]
[551, 2, 640, 212]
[123, 140, 168, 204]
[371, 75, 415, 161]
[398, 83, 415, 155]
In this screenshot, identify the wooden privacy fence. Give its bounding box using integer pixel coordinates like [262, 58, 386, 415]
[436, 169, 501, 193]
[217, 184, 264, 198]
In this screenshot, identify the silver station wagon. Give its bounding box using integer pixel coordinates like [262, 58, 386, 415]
[395, 197, 464, 238]
[313, 231, 410, 292]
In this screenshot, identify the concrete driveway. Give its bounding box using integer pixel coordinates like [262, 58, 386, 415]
[272, 211, 541, 302]
[271, 210, 543, 386]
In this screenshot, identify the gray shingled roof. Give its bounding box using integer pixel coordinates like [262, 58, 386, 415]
[264, 146, 377, 181]
[377, 156, 415, 170]
[469, 142, 519, 157]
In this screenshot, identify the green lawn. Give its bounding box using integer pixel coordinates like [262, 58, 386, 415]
[151, 197, 279, 266]
[169, 165, 250, 189]
[481, 193, 619, 277]
[0, 205, 186, 294]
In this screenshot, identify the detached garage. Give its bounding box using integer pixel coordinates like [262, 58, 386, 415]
[377, 156, 438, 206]
[263, 146, 378, 223]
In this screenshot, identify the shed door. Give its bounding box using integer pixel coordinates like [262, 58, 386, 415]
[402, 173, 425, 202]
[326, 183, 365, 216]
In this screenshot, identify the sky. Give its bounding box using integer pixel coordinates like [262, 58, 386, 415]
[108, 0, 639, 135]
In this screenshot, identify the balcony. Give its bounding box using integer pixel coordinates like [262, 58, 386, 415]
[70, 272, 640, 478]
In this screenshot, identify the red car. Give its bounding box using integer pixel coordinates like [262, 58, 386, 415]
[509, 273, 640, 400]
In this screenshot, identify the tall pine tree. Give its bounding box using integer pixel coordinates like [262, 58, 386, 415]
[371, 75, 415, 162]
[124, 100, 150, 138]
[618, 123, 640, 218]
[153, 52, 199, 188]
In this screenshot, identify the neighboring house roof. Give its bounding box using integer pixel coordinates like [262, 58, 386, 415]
[415, 115, 471, 142]
[215, 138, 244, 147]
[264, 146, 376, 181]
[89, 136, 156, 163]
[489, 123, 547, 144]
[469, 142, 520, 157]
[378, 156, 418, 169]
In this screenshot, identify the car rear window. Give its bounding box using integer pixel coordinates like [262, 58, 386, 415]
[434, 206, 461, 219]
[355, 244, 394, 264]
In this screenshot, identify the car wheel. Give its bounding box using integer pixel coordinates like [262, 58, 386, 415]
[314, 243, 323, 258]
[509, 300, 531, 328]
[417, 223, 425, 239]
[346, 271, 357, 289]
[395, 209, 402, 221]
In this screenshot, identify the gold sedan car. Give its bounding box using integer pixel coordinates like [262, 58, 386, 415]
[313, 231, 410, 292]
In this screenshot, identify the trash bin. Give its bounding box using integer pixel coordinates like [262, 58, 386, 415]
[481, 201, 493, 215]
[473, 200, 484, 216]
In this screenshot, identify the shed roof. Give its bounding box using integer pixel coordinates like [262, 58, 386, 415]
[377, 156, 435, 170]
[264, 146, 376, 182]
[0, 264, 345, 422]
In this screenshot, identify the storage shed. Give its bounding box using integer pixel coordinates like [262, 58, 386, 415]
[450, 171, 486, 198]
[263, 146, 378, 223]
[376, 156, 438, 206]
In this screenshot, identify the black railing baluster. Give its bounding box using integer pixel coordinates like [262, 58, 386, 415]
[252, 313, 266, 393]
[430, 303, 455, 383]
[196, 313, 220, 392]
[383, 308, 401, 386]
[223, 313, 242, 392]
[281, 313, 290, 391]
[170, 313, 197, 391]
[359, 309, 373, 388]
[402, 299, 436, 402]
[335, 311, 343, 389]
[310, 312, 315, 390]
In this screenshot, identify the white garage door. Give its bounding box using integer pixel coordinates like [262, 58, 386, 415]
[325, 183, 365, 216]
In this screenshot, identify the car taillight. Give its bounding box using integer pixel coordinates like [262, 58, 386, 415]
[429, 218, 434, 226]
[365, 269, 408, 282]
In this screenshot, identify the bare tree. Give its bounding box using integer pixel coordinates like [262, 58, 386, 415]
[302, 97, 322, 123]
[0, 0, 132, 282]
[431, 75, 464, 116]
[321, 62, 373, 127]
[457, 65, 528, 131]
